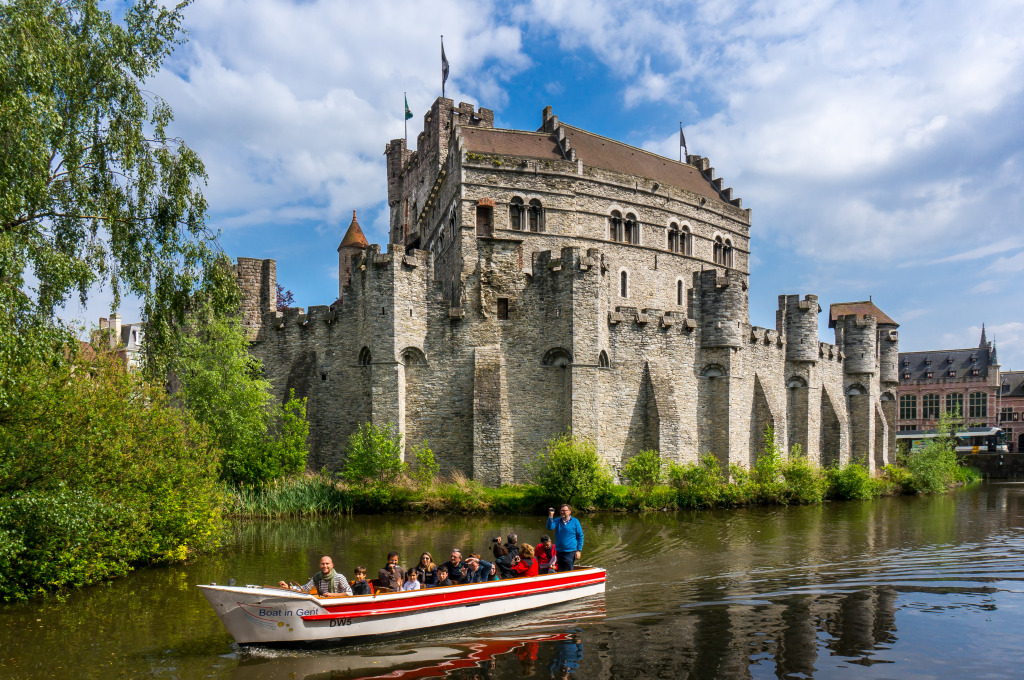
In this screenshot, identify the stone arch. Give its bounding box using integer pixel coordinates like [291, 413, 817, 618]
[750, 375, 777, 468]
[701, 363, 727, 378]
[541, 347, 573, 367]
[880, 391, 895, 401]
[401, 346, 426, 365]
[846, 383, 867, 396]
[358, 346, 372, 366]
[820, 387, 841, 467]
[598, 350, 610, 368]
[619, 268, 629, 298]
[787, 376, 808, 388]
[787, 375, 809, 456]
[675, 277, 684, 307]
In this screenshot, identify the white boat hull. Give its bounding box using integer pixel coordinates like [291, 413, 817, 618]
[199, 567, 606, 645]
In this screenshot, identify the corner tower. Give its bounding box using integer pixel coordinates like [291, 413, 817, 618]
[338, 210, 369, 298]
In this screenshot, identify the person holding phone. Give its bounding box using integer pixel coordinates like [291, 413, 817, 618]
[546, 504, 584, 571]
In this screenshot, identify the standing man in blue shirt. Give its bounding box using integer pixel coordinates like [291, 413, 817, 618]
[546, 504, 584, 571]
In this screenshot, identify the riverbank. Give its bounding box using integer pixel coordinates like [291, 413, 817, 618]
[224, 459, 981, 518]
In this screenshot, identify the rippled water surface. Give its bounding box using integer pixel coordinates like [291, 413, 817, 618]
[4, 483, 1024, 679]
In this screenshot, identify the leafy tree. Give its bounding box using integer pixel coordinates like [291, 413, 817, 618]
[0, 353, 223, 600]
[622, 449, 664, 492]
[342, 423, 407, 487]
[409, 440, 440, 487]
[531, 432, 613, 508]
[276, 283, 295, 311]
[169, 307, 308, 485]
[0, 0, 232, 406]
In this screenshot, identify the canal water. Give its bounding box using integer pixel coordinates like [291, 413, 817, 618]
[3, 483, 1024, 679]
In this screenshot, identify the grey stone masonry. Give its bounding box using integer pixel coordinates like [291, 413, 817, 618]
[238, 97, 898, 482]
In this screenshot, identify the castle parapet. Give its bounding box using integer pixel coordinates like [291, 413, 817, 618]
[697, 269, 747, 348]
[778, 294, 820, 363]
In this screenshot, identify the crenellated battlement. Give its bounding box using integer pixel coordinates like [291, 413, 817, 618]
[687, 154, 745, 208]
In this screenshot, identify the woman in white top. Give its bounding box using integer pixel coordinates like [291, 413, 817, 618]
[401, 568, 423, 591]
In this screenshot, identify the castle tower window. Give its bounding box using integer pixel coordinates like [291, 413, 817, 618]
[723, 238, 734, 267]
[598, 350, 610, 368]
[681, 225, 693, 256]
[620, 270, 629, 298]
[528, 199, 544, 232]
[922, 393, 940, 419]
[497, 297, 509, 320]
[609, 210, 623, 241]
[899, 394, 917, 420]
[714, 236, 724, 265]
[624, 213, 639, 244]
[676, 280, 684, 306]
[358, 346, 372, 366]
[668, 222, 680, 252]
[969, 391, 987, 419]
[509, 197, 524, 230]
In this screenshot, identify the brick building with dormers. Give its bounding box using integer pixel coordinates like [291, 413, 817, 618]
[896, 326, 1024, 451]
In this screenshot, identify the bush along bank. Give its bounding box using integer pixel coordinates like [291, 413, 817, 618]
[225, 425, 981, 518]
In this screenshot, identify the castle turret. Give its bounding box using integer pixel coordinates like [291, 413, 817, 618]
[778, 294, 819, 362]
[697, 269, 747, 348]
[338, 210, 369, 298]
[878, 326, 899, 383]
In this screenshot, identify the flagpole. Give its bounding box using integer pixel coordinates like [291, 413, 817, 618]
[679, 122, 682, 162]
[441, 35, 446, 98]
[404, 92, 408, 147]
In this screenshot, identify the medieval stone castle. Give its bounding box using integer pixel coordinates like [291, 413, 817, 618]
[234, 96, 900, 484]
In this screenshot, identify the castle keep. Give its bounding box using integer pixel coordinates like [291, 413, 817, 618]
[235, 97, 900, 483]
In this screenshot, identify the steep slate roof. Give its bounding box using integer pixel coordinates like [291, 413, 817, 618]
[828, 301, 898, 328]
[338, 210, 369, 249]
[1001, 371, 1024, 397]
[897, 346, 993, 381]
[460, 125, 723, 202]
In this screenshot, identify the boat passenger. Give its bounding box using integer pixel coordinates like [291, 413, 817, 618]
[350, 566, 373, 596]
[489, 561, 500, 581]
[492, 543, 514, 579]
[278, 555, 353, 597]
[505, 532, 521, 559]
[536, 535, 557, 574]
[510, 543, 539, 578]
[463, 554, 495, 584]
[546, 504, 584, 572]
[441, 549, 469, 584]
[378, 551, 405, 591]
[401, 568, 423, 591]
[414, 552, 438, 587]
[433, 566, 453, 588]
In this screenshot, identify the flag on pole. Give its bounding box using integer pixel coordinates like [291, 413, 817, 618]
[405, 94, 413, 121]
[679, 123, 688, 161]
[441, 36, 449, 97]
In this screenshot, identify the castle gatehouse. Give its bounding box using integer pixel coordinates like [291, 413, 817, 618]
[235, 97, 899, 483]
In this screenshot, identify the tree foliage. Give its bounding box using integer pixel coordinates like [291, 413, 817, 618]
[342, 423, 407, 487]
[0, 353, 223, 601]
[531, 433, 613, 508]
[169, 307, 308, 486]
[622, 449, 664, 492]
[0, 0, 232, 406]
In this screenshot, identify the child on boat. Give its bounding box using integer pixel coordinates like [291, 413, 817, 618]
[401, 568, 423, 591]
[350, 566, 373, 595]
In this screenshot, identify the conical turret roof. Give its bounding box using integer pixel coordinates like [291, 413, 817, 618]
[338, 210, 369, 250]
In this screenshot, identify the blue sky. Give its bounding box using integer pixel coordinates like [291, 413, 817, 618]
[74, 0, 1024, 369]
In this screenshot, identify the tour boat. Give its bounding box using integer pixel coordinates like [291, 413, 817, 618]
[199, 566, 606, 645]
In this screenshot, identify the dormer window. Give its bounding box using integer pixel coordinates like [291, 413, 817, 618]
[926, 371, 933, 379]
[902, 359, 909, 367]
[903, 372, 911, 380]
[947, 356, 954, 364]
[925, 359, 931, 366]
[970, 355, 978, 363]
[948, 370, 956, 377]
[971, 369, 980, 376]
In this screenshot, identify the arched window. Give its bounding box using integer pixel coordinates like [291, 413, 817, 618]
[528, 199, 544, 232]
[402, 347, 426, 366]
[598, 350, 610, 368]
[620, 270, 629, 298]
[787, 376, 808, 388]
[624, 213, 639, 244]
[676, 280, 684, 306]
[509, 197, 524, 230]
[701, 364, 726, 378]
[609, 210, 622, 241]
[723, 238, 733, 267]
[713, 236, 724, 265]
[541, 347, 573, 367]
[681, 225, 693, 256]
[358, 346, 372, 366]
[668, 222, 680, 252]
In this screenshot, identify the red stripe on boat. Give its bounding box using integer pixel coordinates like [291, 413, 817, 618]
[301, 570, 605, 621]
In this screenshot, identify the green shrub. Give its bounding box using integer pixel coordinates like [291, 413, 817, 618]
[342, 422, 407, 486]
[409, 440, 440, 487]
[668, 454, 727, 508]
[622, 449, 664, 492]
[0, 356, 223, 600]
[826, 462, 878, 500]
[781, 450, 827, 504]
[530, 432, 613, 508]
[899, 414, 960, 494]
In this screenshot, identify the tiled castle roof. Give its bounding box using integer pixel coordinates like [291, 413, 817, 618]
[460, 125, 723, 203]
[828, 301, 898, 327]
[338, 210, 369, 249]
[898, 346, 993, 381]
[1001, 371, 1024, 397]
